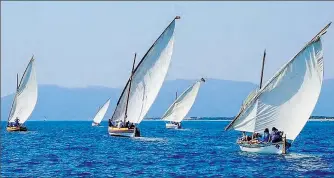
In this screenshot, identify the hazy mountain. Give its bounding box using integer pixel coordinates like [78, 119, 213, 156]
[1, 79, 333, 121]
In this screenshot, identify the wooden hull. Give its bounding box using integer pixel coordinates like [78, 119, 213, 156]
[6, 126, 28, 132]
[238, 141, 290, 154]
[108, 127, 139, 137]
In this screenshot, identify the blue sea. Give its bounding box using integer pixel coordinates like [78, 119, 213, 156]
[1, 120, 334, 177]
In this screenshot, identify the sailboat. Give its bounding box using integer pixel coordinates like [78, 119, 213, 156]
[162, 78, 205, 129]
[91, 98, 111, 126]
[108, 16, 180, 137]
[225, 23, 331, 154]
[7, 56, 38, 132]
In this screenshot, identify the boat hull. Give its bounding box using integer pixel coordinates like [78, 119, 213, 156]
[108, 127, 138, 137]
[238, 142, 288, 154]
[6, 126, 28, 132]
[166, 123, 181, 129]
[91, 122, 100, 127]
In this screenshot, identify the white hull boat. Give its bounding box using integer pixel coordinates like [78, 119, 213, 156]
[108, 16, 180, 138]
[91, 98, 111, 127]
[225, 23, 331, 154]
[91, 122, 100, 127]
[166, 122, 181, 129]
[238, 142, 290, 154]
[161, 78, 205, 129]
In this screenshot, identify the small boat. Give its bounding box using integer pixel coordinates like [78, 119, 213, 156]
[108, 16, 181, 137]
[7, 56, 38, 132]
[91, 98, 111, 126]
[225, 22, 331, 154]
[162, 78, 205, 129]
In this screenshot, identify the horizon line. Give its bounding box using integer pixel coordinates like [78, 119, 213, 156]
[1, 77, 333, 97]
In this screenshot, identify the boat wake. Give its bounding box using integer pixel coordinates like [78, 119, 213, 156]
[133, 137, 166, 142]
[175, 128, 190, 131]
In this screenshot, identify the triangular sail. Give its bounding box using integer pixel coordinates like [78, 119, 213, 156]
[110, 16, 180, 124]
[8, 56, 38, 124]
[92, 98, 111, 124]
[225, 23, 331, 140]
[162, 79, 205, 123]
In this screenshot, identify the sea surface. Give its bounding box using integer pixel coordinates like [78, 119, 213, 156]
[1, 120, 334, 177]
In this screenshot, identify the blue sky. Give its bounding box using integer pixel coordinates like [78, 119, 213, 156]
[1, 2, 334, 96]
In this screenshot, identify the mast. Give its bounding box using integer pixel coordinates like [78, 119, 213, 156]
[225, 22, 331, 131]
[110, 16, 181, 121]
[16, 73, 19, 91]
[17, 55, 35, 89]
[259, 49, 266, 89]
[124, 53, 137, 122]
[175, 91, 178, 101]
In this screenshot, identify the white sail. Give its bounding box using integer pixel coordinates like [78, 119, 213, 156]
[8, 57, 38, 124]
[111, 17, 178, 124]
[162, 79, 204, 123]
[92, 98, 111, 124]
[226, 36, 325, 140]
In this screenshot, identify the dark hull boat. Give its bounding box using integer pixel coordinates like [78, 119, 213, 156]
[107, 16, 181, 137]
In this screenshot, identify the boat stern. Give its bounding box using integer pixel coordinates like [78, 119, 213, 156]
[166, 122, 181, 129]
[6, 126, 28, 132]
[91, 122, 100, 127]
[238, 142, 289, 154]
[108, 127, 136, 137]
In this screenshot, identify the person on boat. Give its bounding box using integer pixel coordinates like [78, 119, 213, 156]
[262, 128, 270, 142]
[249, 133, 261, 144]
[125, 121, 129, 128]
[252, 132, 261, 140]
[108, 119, 112, 127]
[117, 121, 124, 128]
[241, 132, 251, 141]
[14, 117, 20, 127]
[270, 127, 282, 143]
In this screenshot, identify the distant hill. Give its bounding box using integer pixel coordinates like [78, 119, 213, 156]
[1, 79, 333, 121]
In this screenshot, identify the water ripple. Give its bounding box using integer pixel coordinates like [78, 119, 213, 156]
[1, 121, 334, 177]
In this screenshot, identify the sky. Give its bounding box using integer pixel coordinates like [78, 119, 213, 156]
[1, 1, 334, 97]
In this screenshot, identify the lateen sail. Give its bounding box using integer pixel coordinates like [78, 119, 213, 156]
[110, 17, 178, 124]
[8, 56, 38, 124]
[92, 98, 111, 124]
[225, 23, 331, 141]
[162, 79, 204, 123]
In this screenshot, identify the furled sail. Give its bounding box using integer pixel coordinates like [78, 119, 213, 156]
[162, 78, 205, 123]
[8, 56, 38, 124]
[92, 98, 111, 124]
[225, 23, 331, 140]
[110, 16, 180, 124]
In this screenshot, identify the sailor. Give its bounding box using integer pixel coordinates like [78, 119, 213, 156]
[130, 123, 135, 129]
[241, 132, 251, 141]
[14, 117, 20, 127]
[117, 121, 123, 128]
[270, 127, 282, 143]
[108, 119, 112, 127]
[262, 128, 270, 142]
[125, 121, 129, 128]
